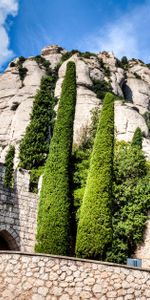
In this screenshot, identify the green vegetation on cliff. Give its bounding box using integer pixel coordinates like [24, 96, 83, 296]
[19, 76, 57, 171]
[10, 56, 28, 86]
[91, 79, 112, 100]
[76, 93, 115, 259]
[61, 50, 97, 63]
[16, 56, 28, 85]
[131, 127, 143, 148]
[16, 49, 150, 262]
[35, 61, 76, 255]
[74, 121, 150, 263]
[107, 140, 150, 263]
[4, 145, 15, 189]
[34, 55, 51, 74]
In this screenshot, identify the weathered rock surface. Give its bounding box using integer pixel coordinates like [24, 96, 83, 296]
[74, 86, 100, 143]
[0, 45, 150, 163]
[115, 101, 149, 141]
[55, 54, 93, 95]
[0, 59, 45, 166]
[41, 45, 66, 69]
[111, 69, 124, 97]
[98, 51, 117, 69]
[123, 77, 150, 114]
[129, 59, 150, 85]
[82, 56, 104, 81]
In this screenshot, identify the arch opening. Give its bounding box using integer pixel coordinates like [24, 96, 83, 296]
[0, 236, 10, 250]
[0, 230, 19, 251]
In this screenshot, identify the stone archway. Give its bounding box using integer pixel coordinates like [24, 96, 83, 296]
[0, 235, 10, 250]
[0, 230, 19, 251]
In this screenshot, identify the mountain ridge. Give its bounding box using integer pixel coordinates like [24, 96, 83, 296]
[0, 44, 150, 166]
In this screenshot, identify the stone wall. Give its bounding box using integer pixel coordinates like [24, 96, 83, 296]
[0, 163, 38, 252]
[135, 218, 150, 269]
[0, 252, 150, 299]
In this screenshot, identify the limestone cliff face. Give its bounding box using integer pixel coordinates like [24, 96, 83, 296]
[0, 45, 150, 165]
[0, 59, 45, 166]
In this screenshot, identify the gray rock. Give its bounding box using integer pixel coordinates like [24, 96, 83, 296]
[0, 59, 45, 167]
[1, 46, 150, 164]
[41, 45, 66, 69]
[115, 101, 148, 141]
[123, 77, 150, 114]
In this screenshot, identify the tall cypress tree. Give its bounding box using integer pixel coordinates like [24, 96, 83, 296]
[19, 76, 56, 170]
[76, 93, 115, 260]
[35, 61, 76, 255]
[4, 145, 15, 189]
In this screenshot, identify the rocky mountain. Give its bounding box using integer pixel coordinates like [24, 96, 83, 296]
[0, 44, 150, 167]
[0, 45, 150, 267]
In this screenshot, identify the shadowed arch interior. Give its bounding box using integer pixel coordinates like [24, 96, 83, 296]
[0, 230, 19, 251]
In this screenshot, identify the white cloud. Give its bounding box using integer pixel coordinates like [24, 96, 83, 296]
[81, 0, 150, 62]
[0, 0, 19, 69]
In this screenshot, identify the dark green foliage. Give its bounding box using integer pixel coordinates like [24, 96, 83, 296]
[61, 50, 97, 63]
[80, 52, 97, 59]
[116, 57, 128, 70]
[61, 50, 80, 63]
[34, 55, 49, 67]
[76, 93, 115, 260]
[121, 56, 128, 65]
[131, 127, 143, 149]
[98, 58, 105, 69]
[97, 59, 111, 77]
[34, 55, 51, 74]
[106, 141, 150, 264]
[113, 142, 147, 184]
[19, 76, 57, 170]
[35, 61, 76, 255]
[116, 59, 123, 68]
[104, 66, 111, 77]
[29, 166, 45, 193]
[34, 55, 59, 84]
[16, 57, 28, 83]
[91, 79, 112, 100]
[18, 67, 28, 82]
[4, 145, 15, 189]
[18, 56, 26, 64]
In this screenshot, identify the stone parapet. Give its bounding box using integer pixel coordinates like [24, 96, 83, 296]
[0, 252, 150, 299]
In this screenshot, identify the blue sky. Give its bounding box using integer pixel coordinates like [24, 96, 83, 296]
[1, 0, 150, 71]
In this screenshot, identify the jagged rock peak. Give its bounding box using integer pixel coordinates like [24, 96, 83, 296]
[41, 44, 66, 56]
[41, 45, 66, 68]
[98, 51, 117, 66]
